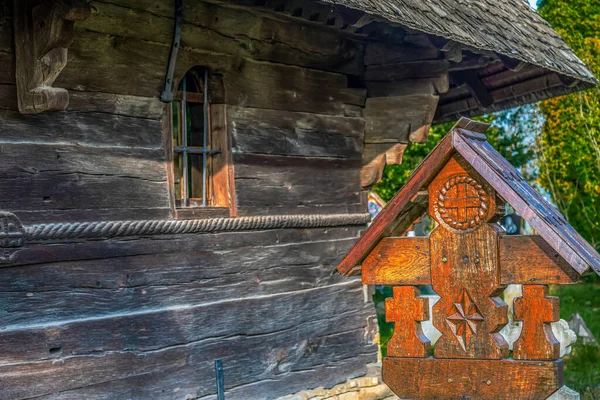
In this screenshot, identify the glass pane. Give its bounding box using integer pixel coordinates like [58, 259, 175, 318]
[174, 152, 183, 201]
[188, 103, 205, 147]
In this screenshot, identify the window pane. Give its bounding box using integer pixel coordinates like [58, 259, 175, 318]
[188, 103, 205, 147]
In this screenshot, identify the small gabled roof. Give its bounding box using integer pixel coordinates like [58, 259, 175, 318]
[336, 118, 600, 277]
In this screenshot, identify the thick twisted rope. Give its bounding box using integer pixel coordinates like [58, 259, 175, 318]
[25, 213, 371, 241]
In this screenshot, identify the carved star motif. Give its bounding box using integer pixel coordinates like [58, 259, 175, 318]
[446, 289, 484, 351]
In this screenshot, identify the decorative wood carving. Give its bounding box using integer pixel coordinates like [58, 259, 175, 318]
[385, 286, 430, 357]
[0, 212, 25, 264]
[13, 0, 90, 114]
[513, 285, 560, 360]
[337, 119, 600, 398]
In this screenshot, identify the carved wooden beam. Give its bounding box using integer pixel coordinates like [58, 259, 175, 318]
[360, 235, 581, 285]
[451, 69, 493, 107]
[14, 0, 90, 114]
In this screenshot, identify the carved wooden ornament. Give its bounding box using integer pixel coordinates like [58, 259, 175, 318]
[337, 118, 600, 399]
[14, 0, 90, 114]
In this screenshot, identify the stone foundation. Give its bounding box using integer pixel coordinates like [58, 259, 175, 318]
[276, 374, 397, 400]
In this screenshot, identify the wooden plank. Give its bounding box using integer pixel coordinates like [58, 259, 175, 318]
[27, 335, 374, 400]
[0, 110, 163, 148]
[0, 280, 369, 364]
[385, 286, 430, 357]
[513, 285, 560, 360]
[364, 235, 581, 286]
[234, 153, 362, 208]
[365, 60, 448, 82]
[500, 235, 581, 284]
[362, 237, 430, 285]
[210, 104, 236, 213]
[364, 42, 439, 65]
[364, 95, 438, 144]
[0, 238, 362, 331]
[55, 28, 363, 115]
[0, 143, 169, 212]
[0, 305, 375, 399]
[383, 358, 563, 400]
[68, 91, 165, 119]
[79, 0, 364, 75]
[229, 106, 364, 159]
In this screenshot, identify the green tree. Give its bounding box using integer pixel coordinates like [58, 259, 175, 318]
[537, 0, 600, 394]
[537, 0, 600, 249]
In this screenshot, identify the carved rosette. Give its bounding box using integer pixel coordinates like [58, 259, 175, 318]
[433, 176, 489, 232]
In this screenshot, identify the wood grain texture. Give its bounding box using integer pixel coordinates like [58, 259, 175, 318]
[429, 159, 508, 359]
[500, 235, 581, 284]
[229, 106, 364, 159]
[383, 358, 563, 400]
[385, 286, 430, 357]
[513, 285, 560, 360]
[361, 237, 430, 285]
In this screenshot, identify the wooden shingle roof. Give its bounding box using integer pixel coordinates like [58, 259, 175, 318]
[336, 118, 600, 277]
[322, 0, 597, 119]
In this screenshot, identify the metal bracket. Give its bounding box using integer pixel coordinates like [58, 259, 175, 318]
[215, 359, 225, 400]
[160, 0, 183, 102]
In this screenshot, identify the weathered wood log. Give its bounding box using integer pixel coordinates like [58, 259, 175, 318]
[364, 42, 439, 65]
[234, 153, 362, 208]
[229, 106, 364, 159]
[79, 0, 364, 75]
[383, 358, 563, 400]
[366, 60, 448, 82]
[53, 28, 363, 115]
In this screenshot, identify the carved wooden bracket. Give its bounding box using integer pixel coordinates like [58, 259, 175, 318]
[13, 0, 90, 114]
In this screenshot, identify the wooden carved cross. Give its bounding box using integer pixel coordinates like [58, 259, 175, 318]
[337, 121, 600, 399]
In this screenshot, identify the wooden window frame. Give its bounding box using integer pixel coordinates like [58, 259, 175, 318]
[164, 71, 236, 220]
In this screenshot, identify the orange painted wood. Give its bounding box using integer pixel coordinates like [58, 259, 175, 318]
[383, 357, 563, 400]
[513, 285, 560, 360]
[362, 237, 431, 285]
[500, 235, 580, 284]
[429, 158, 508, 359]
[385, 286, 430, 357]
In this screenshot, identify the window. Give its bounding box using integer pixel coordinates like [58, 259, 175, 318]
[169, 67, 235, 218]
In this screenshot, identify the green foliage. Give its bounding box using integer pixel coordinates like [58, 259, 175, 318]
[373, 113, 538, 202]
[535, 2, 600, 391]
[537, 0, 600, 249]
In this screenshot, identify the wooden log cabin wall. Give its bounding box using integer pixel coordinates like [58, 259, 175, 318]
[0, 0, 596, 398]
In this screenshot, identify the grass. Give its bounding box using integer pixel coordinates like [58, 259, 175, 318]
[551, 274, 600, 396]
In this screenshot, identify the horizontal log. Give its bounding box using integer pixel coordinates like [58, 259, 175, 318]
[0, 110, 163, 147]
[79, 0, 363, 75]
[0, 302, 375, 399]
[362, 237, 430, 285]
[234, 153, 362, 208]
[383, 358, 563, 400]
[365, 60, 448, 82]
[55, 29, 363, 115]
[364, 42, 439, 66]
[228, 106, 364, 159]
[25, 333, 374, 400]
[0, 237, 360, 329]
[359, 234, 579, 285]
[500, 235, 581, 284]
[0, 280, 368, 364]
